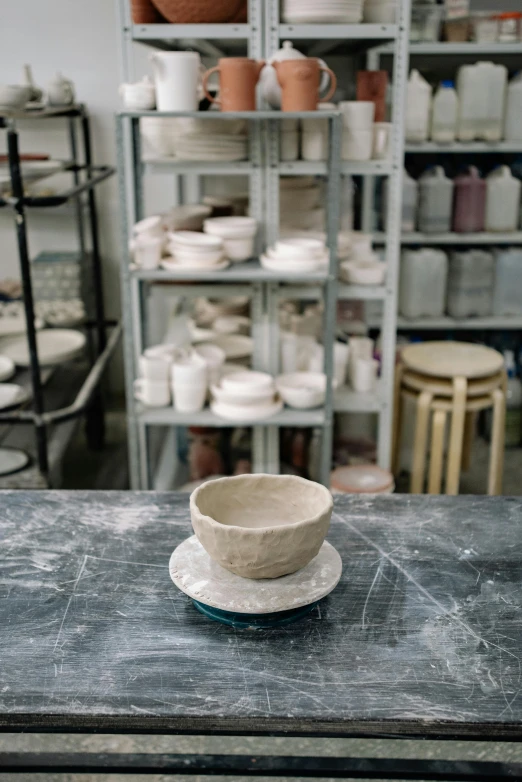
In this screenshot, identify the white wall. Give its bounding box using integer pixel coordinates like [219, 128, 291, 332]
[0, 0, 124, 388]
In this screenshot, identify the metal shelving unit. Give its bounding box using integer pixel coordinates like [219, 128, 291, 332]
[117, 0, 410, 486]
[374, 232, 522, 245]
[0, 104, 119, 486]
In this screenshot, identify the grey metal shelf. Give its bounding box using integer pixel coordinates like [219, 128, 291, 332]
[278, 23, 398, 40]
[374, 231, 522, 245]
[131, 23, 251, 42]
[138, 405, 326, 427]
[405, 141, 522, 153]
[279, 160, 394, 176]
[144, 159, 254, 175]
[396, 315, 522, 330]
[132, 260, 329, 284]
[378, 41, 522, 55]
[337, 284, 387, 300]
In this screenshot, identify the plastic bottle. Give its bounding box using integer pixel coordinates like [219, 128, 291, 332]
[405, 69, 432, 143]
[399, 249, 448, 318]
[430, 80, 458, 143]
[418, 166, 454, 234]
[452, 166, 486, 233]
[446, 250, 495, 318]
[504, 350, 522, 448]
[504, 72, 522, 142]
[493, 249, 522, 315]
[457, 62, 507, 142]
[485, 166, 522, 232]
[382, 170, 418, 233]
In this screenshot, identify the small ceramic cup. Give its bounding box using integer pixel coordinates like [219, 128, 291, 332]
[139, 354, 171, 383]
[171, 351, 208, 386]
[280, 131, 299, 162]
[351, 358, 379, 393]
[339, 101, 375, 130]
[172, 382, 207, 413]
[308, 341, 349, 387]
[134, 235, 163, 269]
[373, 122, 392, 160]
[134, 378, 170, 407]
[342, 129, 373, 161]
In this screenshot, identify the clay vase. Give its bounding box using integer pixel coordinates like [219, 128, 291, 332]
[273, 59, 337, 112]
[151, 0, 243, 23]
[202, 58, 265, 112]
[130, 0, 164, 23]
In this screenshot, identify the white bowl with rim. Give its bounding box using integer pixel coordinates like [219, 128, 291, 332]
[171, 248, 224, 266]
[274, 237, 325, 260]
[204, 216, 257, 239]
[221, 370, 274, 394]
[211, 381, 275, 407]
[276, 372, 326, 409]
[341, 260, 386, 285]
[261, 254, 322, 273]
[223, 235, 255, 262]
[168, 231, 223, 250]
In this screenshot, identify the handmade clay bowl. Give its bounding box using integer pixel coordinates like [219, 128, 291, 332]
[276, 371, 326, 409]
[190, 474, 333, 579]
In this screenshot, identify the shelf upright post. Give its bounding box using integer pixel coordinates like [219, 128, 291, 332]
[6, 122, 48, 478]
[377, 0, 410, 467]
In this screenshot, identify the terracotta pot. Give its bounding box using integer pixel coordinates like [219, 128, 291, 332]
[356, 70, 388, 123]
[151, 0, 243, 23]
[203, 58, 265, 112]
[130, 0, 164, 23]
[273, 59, 337, 112]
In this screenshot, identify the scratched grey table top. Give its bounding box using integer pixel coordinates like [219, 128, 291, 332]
[0, 490, 521, 739]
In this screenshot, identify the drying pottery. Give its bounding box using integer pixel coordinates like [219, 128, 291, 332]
[276, 372, 326, 409]
[190, 473, 333, 579]
[151, 0, 243, 23]
[119, 76, 156, 110]
[150, 51, 203, 111]
[203, 58, 264, 112]
[273, 59, 336, 112]
[131, 0, 165, 22]
[0, 85, 31, 111]
[46, 73, 75, 106]
[23, 65, 43, 103]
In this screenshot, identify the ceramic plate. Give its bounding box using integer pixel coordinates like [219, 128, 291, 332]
[0, 383, 29, 411]
[0, 329, 86, 367]
[211, 396, 283, 422]
[260, 253, 322, 273]
[169, 536, 342, 614]
[0, 355, 15, 382]
[161, 259, 230, 272]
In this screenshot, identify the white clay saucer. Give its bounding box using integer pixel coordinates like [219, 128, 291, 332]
[169, 534, 342, 615]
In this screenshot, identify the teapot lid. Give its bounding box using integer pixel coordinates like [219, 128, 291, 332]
[269, 40, 305, 64]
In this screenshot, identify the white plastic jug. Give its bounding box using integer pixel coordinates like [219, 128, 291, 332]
[418, 166, 454, 234]
[399, 249, 448, 319]
[485, 166, 521, 232]
[457, 61, 507, 142]
[150, 51, 203, 111]
[447, 250, 495, 318]
[504, 71, 522, 141]
[430, 80, 458, 143]
[382, 170, 418, 233]
[493, 249, 522, 315]
[405, 69, 432, 143]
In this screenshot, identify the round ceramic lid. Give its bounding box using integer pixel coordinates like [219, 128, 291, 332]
[401, 341, 504, 380]
[169, 535, 342, 614]
[331, 465, 394, 494]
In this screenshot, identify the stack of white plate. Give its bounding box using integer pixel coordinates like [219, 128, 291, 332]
[282, 0, 364, 23]
[141, 116, 248, 162]
[174, 133, 248, 162]
[163, 231, 229, 272]
[261, 237, 329, 273]
[210, 370, 282, 421]
[204, 216, 258, 263]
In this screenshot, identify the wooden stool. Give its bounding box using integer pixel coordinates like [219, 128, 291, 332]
[393, 341, 505, 496]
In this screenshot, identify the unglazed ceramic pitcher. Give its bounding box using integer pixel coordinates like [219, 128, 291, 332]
[273, 59, 336, 112]
[202, 58, 265, 111]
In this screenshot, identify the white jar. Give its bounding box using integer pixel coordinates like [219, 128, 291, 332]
[405, 69, 432, 143]
[446, 250, 495, 318]
[485, 166, 522, 232]
[493, 249, 522, 316]
[430, 80, 458, 143]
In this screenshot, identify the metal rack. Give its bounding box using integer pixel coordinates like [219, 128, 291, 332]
[117, 0, 411, 487]
[0, 105, 119, 485]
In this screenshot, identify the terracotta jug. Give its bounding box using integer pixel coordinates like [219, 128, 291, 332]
[202, 58, 265, 112]
[273, 59, 337, 112]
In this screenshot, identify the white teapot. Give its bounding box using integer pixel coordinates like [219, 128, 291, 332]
[260, 41, 332, 109]
[119, 75, 156, 111]
[47, 73, 75, 106]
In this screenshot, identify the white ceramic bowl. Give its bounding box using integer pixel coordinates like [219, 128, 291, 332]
[171, 248, 224, 266]
[260, 254, 322, 273]
[204, 216, 257, 239]
[267, 247, 328, 265]
[221, 370, 274, 393]
[223, 235, 255, 262]
[274, 237, 325, 260]
[276, 372, 327, 409]
[341, 260, 387, 285]
[168, 231, 223, 250]
[190, 474, 333, 579]
[209, 334, 253, 360]
[210, 381, 275, 407]
[0, 85, 31, 109]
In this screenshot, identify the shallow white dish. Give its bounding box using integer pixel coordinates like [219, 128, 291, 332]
[0, 383, 29, 411]
[341, 260, 387, 285]
[276, 372, 327, 409]
[204, 216, 257, 239]
[161, 258, 230, 272]
[211, 381, 275, 407]
[274, 237, 325, 260]
[209, 335, 253, 360]
[0, 355, 15, 382]
[170, 249, 225, 267]
[168, 231, 223, 250]
[267, 247, 328, 265]
[221, 370, 274, 393]
[260, 253, 322, 273]
[211, 396, 283, 422]
[0, 329, 86, 367]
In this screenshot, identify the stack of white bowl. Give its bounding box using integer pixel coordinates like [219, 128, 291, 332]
[278, 229, 353, 264]
[141, 117, 247, 162]
[204, 217, 257, 263]
[363, 0, 398, 22]
[261, 237, 328, 273]
[339, 231, 387, 285]
[163, 231, 228, 272]
[280, 178, 324, 232]
[276, 372, 327, 410]
[282, 0, 364, 23]
[130, 216, 164, 270]
[210, 371, 283, 421]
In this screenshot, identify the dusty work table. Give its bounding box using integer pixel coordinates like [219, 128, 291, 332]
[0, 490, 521, 779]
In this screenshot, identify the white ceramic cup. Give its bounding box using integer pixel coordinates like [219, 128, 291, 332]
[339, 101, 375, 130]
[194, 343, 226, 386]
[373, 122, 392, 160]
[351, 358, 379, 393]
[172, 382, 207, 413]
[171, 352, 208, 386]
[134, 235, 163, 269]
[342, 129, 373, 161]
[280, 131, 299, 162]
[308, 342, 349, 387]
[139, 354, 171, 383]
[134, 378, 170, 407]
[150, 51, 202, 111]
[302, 130, 328, 162]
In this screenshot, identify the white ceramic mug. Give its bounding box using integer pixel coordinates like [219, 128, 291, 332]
[171, 351, 208, 386]
[302, 130, 328, 162]
[150, 51, 203, 111]
[194, 343, 226, 386]
[139, 354, 171, 383]
[339, 101, 375, 130]
[172, 382, 207, 413]
[342, 129, 373, 161]
[134, 378, 170, 407]
[134, 235, 163, 269]
[351, 357, 379, 393]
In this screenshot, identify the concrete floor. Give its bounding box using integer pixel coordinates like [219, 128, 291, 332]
[3, 407, 520, 780]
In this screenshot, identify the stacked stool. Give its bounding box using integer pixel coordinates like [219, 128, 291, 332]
[392, 342, 506, 495]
